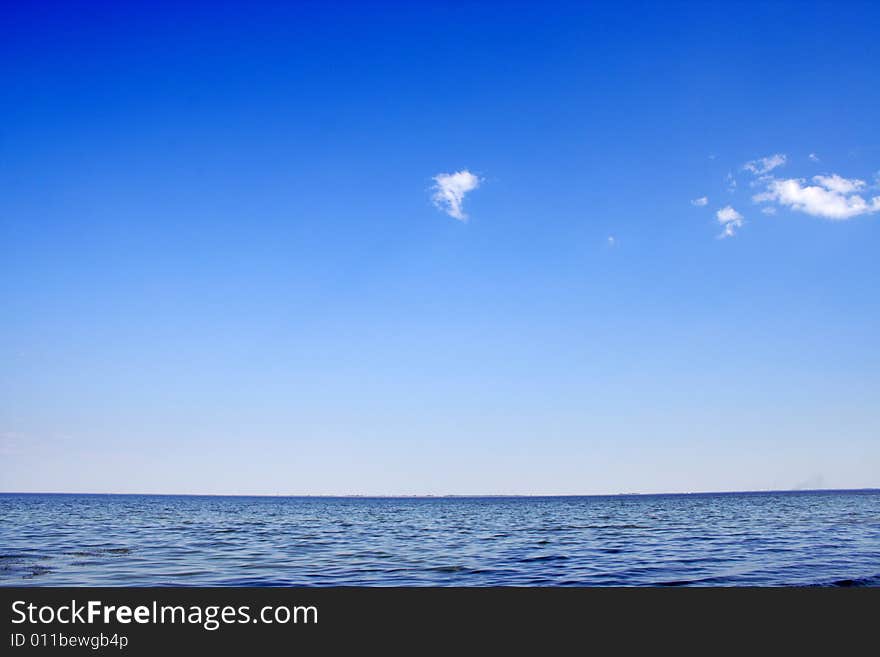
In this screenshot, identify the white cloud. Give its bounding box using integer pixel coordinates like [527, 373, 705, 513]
[431, 170, 481, 220]
[717, 206, 743, 223]
[726, 172, 737, 192]
[716, 205, 744, 238]
[607, 235, 617, 247]
[753, 174, 880, 220]
[809, 153, 820, 162]
[743, 153, 787, 175]
[811, 174, 865, 194]
[691, 196, 708, 206]
[761, 206, 777, 215]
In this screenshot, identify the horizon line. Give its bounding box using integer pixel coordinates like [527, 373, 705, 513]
[1, 487, 877, 499]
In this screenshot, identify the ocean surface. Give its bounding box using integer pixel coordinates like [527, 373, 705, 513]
[1, 490, 878, 586]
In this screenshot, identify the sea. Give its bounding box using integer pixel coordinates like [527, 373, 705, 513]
[1, 490, 878, 586]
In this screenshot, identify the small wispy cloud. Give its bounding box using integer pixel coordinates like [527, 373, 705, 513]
[743, 153, 787, 175]
[607, 235, 617, 247]
[809, 153, 820, 162]
[753, 174, 880, 220]
[691, 196, 708, 206]
[716, 205, 744, 238]
[431, 170, 481, 221]
[726, 172, 737, 192]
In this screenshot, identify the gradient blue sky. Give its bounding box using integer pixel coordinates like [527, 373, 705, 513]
[2, 1, 879, 494]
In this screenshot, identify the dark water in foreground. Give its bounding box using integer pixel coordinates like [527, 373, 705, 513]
[1, 491, 878, 586]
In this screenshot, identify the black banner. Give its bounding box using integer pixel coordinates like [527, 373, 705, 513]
[1, 587, 875, 654]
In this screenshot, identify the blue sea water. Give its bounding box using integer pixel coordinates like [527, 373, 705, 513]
[1, 490, 878, 586]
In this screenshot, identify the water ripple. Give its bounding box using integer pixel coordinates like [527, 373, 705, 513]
[0, 491, 878, 586]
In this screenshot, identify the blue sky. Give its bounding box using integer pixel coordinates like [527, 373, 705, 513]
[2, 1, 878, 494]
